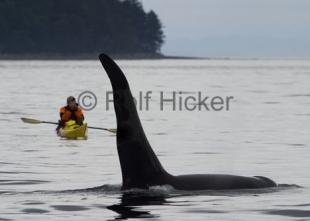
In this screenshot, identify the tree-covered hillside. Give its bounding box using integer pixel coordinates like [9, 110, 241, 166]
[0, 0, 164, 58]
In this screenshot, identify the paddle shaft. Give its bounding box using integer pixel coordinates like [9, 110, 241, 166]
[42, 121, 114, 131]
[41, 121, 58, 125]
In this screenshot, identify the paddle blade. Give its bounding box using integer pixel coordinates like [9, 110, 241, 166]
[107, 129, 117, 133]
[21, 117, 43, 124]
[87, 126, 117, 133]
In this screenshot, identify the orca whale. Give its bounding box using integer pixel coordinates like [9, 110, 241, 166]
[98, 53, 277, 190]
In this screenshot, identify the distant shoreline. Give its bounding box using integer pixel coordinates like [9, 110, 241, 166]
[1, 54, 309, 60]
[0, 53, 202, 60]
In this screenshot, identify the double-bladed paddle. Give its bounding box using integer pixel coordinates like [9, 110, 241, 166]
[21, 117, 117, 133]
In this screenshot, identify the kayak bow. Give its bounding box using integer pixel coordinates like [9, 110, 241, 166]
[58, 120, 88, 140]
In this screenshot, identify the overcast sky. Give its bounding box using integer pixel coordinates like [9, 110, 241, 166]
[141, 0, 310, 58]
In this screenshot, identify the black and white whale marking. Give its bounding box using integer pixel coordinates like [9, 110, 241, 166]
[99, 53, 277, 190]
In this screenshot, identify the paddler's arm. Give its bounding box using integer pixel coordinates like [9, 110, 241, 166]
[75, 107, 84, 125]
[56, 107, 66, 131]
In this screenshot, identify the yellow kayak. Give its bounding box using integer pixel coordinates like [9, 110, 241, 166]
[58, 120, 88, 140]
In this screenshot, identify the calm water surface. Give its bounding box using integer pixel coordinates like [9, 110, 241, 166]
[0, 59, 309, 220]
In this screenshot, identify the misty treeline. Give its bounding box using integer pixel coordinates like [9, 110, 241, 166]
[0, 0, 164, 57]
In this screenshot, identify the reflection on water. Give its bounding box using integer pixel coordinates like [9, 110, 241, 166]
[263, 209, 310, 218]
[107, 192, 168, 219]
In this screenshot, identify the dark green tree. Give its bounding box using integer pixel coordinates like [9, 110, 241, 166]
[0, 0, 164, 57]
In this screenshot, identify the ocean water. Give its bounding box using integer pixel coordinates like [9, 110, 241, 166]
[0, 59, 309, 220]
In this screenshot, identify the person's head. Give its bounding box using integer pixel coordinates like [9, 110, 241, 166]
[67, 96, 78, 110]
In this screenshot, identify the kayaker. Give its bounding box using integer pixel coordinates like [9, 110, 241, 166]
[56, 96, 84, 133]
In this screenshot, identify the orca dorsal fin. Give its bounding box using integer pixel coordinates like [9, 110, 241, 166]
[99, 54, 170, 189]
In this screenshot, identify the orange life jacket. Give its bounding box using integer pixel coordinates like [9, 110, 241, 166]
[59, 105, 84, 123]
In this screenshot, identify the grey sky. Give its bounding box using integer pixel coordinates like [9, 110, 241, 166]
[141, 0, 310, 58]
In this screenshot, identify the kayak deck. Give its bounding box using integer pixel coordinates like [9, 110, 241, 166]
[58, 121, 88, 140]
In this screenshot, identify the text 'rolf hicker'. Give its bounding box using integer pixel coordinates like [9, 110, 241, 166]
[104, 91, 234, 111]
